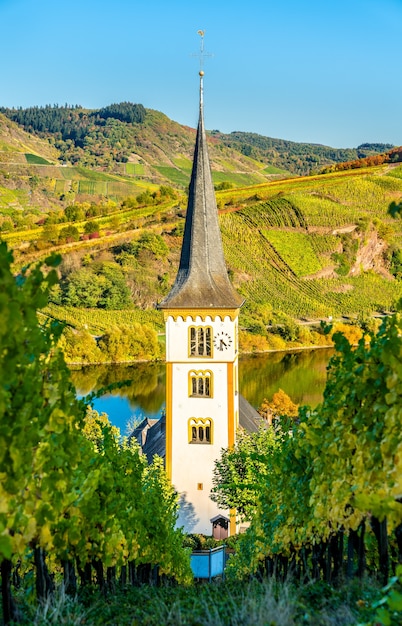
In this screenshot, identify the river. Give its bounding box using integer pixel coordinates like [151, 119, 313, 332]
[71, 348, 334, 433]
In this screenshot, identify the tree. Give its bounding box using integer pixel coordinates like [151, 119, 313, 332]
[59, 327, 105, 364]
[83, 221, 99, 235]
[302, 321, 402, 581]
[0, 243, 191, 621]
[136, 189, 154, 206]
[59, 225, 79, 243]
[41, 222, 59, 244]
[211, 427, 282, 521]
[63, 267, 105, 307]
[225, 318, 402, 583]
[258, 389, 298, 425]
[133, 231, 169, 260]
[97, 102, 146, 124]
[96, 263, 131, 309]
[98, 324, 160, 362]
[60, 262, 132, 310]
[64, 204, 85, 222]
[388, 200, 402, 219]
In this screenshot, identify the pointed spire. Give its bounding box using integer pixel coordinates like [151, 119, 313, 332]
[159, 69, 243, 310]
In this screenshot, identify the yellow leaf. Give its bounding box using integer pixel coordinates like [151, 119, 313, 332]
[12, 533, 26, 555]
[40, 524, 53, 549]
[23, 517, 36, 542]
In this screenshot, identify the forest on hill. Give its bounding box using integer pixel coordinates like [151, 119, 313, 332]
[212, 130, 394, 175]
[0, 102, 395, 178]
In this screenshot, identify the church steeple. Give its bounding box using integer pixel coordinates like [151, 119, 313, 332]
[159, 69, 243, 310]
[159, 34, 243, 535]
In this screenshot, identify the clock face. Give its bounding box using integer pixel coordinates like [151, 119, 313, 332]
[213, 331, 232, 351]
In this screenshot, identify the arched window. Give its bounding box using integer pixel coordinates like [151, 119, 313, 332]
[188, 418, 213, 444]
[189, 370, 213, 398]
[189, 326, 212, 357]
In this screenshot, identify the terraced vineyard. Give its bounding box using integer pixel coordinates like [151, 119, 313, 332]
[262, 230, 322, 277]
[43, 303, 164, 334]
[219, 164, 402, 319]
[3, 152, 402, 338]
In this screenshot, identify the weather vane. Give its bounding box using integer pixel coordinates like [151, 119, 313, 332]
[192, 30, 213, 76]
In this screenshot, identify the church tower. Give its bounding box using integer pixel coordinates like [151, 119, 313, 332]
[158, 61, 244, 535]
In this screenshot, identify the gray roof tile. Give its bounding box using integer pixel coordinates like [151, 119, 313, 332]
[158, 96, 243, 310]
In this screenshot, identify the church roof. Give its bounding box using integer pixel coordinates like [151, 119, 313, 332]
[158, 74, 243, 310]
[132, 395, 263, 462]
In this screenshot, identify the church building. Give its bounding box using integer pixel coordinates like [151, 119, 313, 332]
[133, 56, 261, 535]
[157, 66, 247, 535]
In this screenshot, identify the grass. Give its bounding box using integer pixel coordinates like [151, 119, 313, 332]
[60, 167, 89, 180]
[78, 180, 108, 195]
[212, 170, 264, 187]
[154, 165, 263, 189]
[173, 156, 192, 170]
[387, 164, 402, 180]
[106, 181, 144, 197]
[0, 145, 27, 158]
[54, 179, 67, 194]
[74, 167, 123, 182]
[125, 162, 145, 176]
[11, 577, 380, 626]
[217, 165, 389, 204]
[220, 198, 402, 319]
[25, 153, 51, 165]
[264, 165, 291, 175]
[154, 165, 190, 186]
[0, 185, 29, 208]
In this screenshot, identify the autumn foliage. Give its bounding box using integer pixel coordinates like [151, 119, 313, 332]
[320, 146, 402, 174]
[258, 389, 299, 425]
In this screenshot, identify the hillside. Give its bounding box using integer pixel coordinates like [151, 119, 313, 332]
[213, 131, 394, 176]
[2, 160, 401, 361]
[0, 103, 395, 217]
[0, 105, 276, 220]
[1, 103, 402, 357]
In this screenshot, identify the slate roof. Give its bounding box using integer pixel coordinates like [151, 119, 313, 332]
[238, 394, 262, 433]
[158, 77, 243, 310]
[132, 396, 262, 463]
[131, 416, 166, 464]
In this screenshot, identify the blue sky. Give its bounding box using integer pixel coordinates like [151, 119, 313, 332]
[1, 0, 401, 148]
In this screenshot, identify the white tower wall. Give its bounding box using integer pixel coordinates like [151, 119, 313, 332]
[165, 312, 239, 534]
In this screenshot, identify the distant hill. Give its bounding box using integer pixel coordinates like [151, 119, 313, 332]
[211, 130, 394, 176]
[0, 105, 278, 218]
[0, 103, 395, 187]
[0, 104, 273, 188]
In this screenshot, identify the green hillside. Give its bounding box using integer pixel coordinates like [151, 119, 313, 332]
[213, 130, 394, 176]
[2, 162, 401, 360]
[0, 107, 277, 227]
[0, 105, 275, 209]
[0, 103, 396, 213]
[1, 104, 402, 358]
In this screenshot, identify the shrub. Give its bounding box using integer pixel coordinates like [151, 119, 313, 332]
[59, 328, 105, 364]
[98, 323, 160, 362]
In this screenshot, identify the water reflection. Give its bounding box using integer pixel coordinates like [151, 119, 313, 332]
[71, 349, 334, 432]
[240, 348, 333, 409]
[71, 362, 166, 432]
